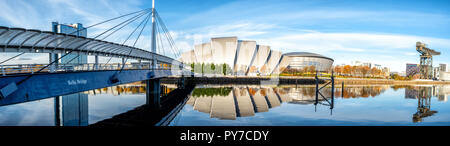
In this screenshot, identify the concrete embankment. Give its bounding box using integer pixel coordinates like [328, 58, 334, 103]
[162, 76, 450, 85]
[91, 81, 196, 126]
[162, 77, 324, 85]
[334, 78, 450, 85]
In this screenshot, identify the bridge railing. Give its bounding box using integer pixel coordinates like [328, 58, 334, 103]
[0, 62, 178, 76]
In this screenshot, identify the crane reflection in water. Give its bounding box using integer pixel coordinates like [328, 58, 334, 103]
[404, 86, 438, 123]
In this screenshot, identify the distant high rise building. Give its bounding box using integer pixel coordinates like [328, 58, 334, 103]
[406, 63, 419, 77]
[382, 67, 390, 77]
[440, 64, 448, 72]
[351, 61, 362, 66]
[52, 22, 87, 64]
[351, 61, 371, 68]
[434, 67, 440, 79]
[374, 64, 382, 70]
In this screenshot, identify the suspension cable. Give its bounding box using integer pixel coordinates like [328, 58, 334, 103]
[155, 11, 181, 58]
[66, 8, 151, 36]
[17, 9, 151, 85]
[104, 11, 152, 67]
[156, 19, 172, 56]
[156, 13, 179, 57]
[119, 11, 152, 73]
[50, 10, 149, 68]
[0, 9, 151, 66]
[156, 22, 165, 56]
[67, 10, 150, 66]
[0, 52, 25, 65]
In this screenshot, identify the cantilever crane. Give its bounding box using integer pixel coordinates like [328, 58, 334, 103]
[416, 42, 440, 79]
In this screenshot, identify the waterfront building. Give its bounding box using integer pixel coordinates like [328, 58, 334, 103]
[52, 22, 88, 64]
[179, 36, 334, 76]
[434, 67, 440, 79]
[382, 67, 390, 77]
[406, 63, 419, 77]
[439, 71, 450, 81]
[374, 64, 382, 70]
[274, 52, 334, 73]
[400, 71, 407, 77]
[440, 64, 448, 72]
[351, 61, 371, 68]
[434, 64, 450, 81]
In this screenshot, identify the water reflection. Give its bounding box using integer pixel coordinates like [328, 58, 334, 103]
[185, 85, 390, 120]
[0, 83, 175, 126]
[178, 85, 450, 125]
[402, 86, 448, 123]
[2, 83, 450, 126]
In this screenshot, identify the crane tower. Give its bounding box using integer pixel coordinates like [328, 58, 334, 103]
[416, 42, 440, 79]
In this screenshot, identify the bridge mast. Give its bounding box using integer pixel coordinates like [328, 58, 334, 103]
[146, 0, 161, 110]
[151, 0, 157, 71]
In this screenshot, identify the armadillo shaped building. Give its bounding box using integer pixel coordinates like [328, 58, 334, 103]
[179, 36, 334, 76]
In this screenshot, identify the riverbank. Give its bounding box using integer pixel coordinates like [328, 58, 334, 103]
[161, 76, 324, 85]
[161, 76, 450, 85]
[334, 78, 450, 85]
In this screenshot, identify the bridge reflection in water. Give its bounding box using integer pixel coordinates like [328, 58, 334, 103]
[2, 84, 450, 126]
[0, 82, 177, 126]
[185, 85, 389, 120]
[54, 83, 176, 126]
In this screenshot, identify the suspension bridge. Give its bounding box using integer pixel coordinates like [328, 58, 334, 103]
[0, 1, 191, 109]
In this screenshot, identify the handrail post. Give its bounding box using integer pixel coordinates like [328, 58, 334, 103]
[315, 71, 319, 105]
[1, 65, 5, 76]
[331, 71, 335, 109]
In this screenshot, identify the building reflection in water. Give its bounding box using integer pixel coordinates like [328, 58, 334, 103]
[54, 93, 89, 126]
[186, 85, 390, 120]
[403, 86, 443, 123]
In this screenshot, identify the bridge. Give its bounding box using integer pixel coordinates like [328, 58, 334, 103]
[0, 0, 192, 109]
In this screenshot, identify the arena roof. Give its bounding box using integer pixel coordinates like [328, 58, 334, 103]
[283, 52, 334, 61]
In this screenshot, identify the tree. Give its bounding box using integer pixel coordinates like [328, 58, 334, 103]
[308, 65, 316, 73]
[223, 63, 227, 75]
[343, 65, 352, 75]
[334, 66, 342, 75]
[370, 67, 378, 77]
[361, 66, 370, 77]
[201, 63, 205, 74]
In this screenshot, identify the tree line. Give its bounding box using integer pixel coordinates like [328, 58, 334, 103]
[190, 63, 233, 75]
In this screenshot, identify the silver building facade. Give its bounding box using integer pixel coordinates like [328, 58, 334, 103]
[179, 36, 334, 76]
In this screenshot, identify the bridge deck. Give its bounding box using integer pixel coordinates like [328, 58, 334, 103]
[0, 69, 189, 106]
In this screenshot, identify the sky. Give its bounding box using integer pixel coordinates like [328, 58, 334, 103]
[0, 0, 449, 72]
